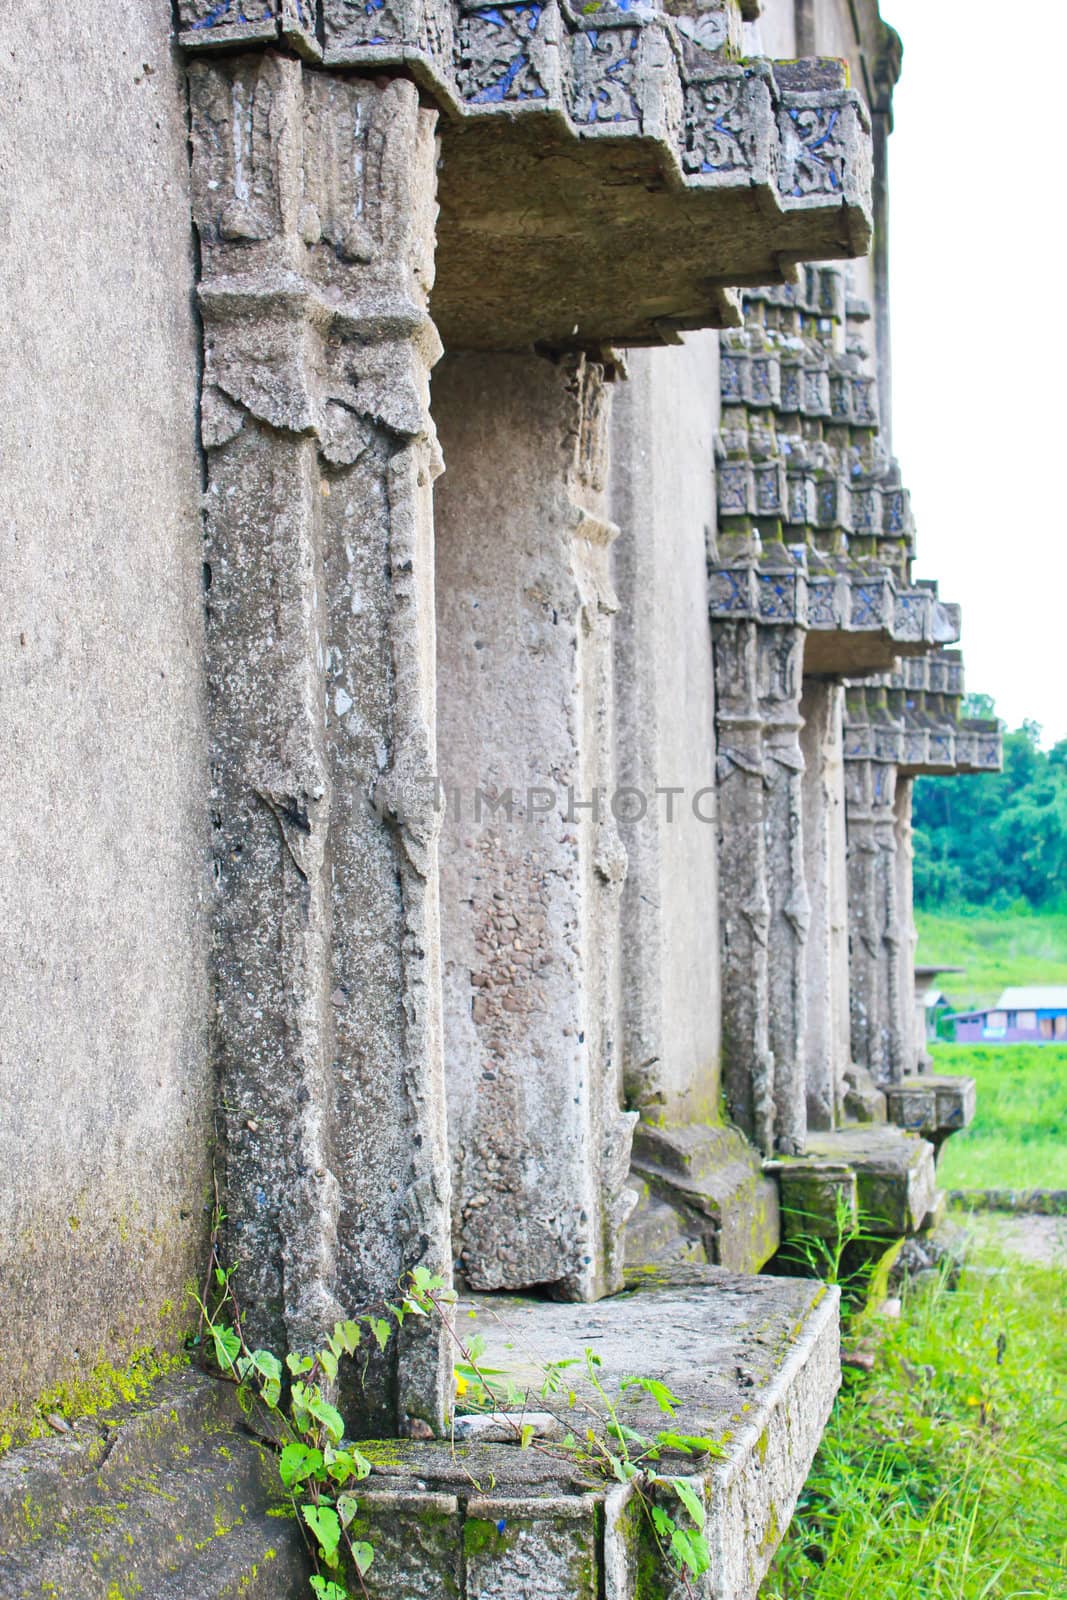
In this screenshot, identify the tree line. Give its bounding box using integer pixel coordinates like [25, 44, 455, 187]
[912, 697, 1067, 909]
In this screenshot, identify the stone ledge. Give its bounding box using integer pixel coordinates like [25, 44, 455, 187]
[0, 1373, 308, 1599]
[178, 6, 872, 348]
[355, 1267, 839, 1598]
[767, 1124, 937, 1238]
[708, 541, 960, 676]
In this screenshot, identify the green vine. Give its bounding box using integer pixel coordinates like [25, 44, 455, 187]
[193, 1223, 720, 1599]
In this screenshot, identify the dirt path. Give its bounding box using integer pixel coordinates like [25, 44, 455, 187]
[965, 1212, 1067, 1267]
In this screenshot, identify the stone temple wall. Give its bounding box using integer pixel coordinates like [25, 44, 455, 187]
[0, 0, 1004, 1593]
[0, 2, 214, 1414]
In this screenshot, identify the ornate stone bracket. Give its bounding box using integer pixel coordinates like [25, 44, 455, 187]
[717, 270, 960, 677]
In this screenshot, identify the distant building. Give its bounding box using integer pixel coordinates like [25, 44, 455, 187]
[952, 988, 1067, 1044]
[913, 962, 964, 1064]
[923, 988, 956, 1037]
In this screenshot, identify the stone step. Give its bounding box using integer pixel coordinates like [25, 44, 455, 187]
[0, 1372, 307, 1599]
[348, 1266, 840, 1600]
[623, 1180, 708, 1270]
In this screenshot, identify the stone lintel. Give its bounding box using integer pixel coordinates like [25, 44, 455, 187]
[349, 1268, 840, 1600]
[629, 1122, 781, 1271]
[886, 1074, 976, 1139]
[780, 1125, 937, 1237]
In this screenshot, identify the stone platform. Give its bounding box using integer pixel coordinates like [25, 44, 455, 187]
[768, 1124, 937, 1240]
[0, 1373, 307, 1599]
[355, 1267, 838, 1599]
[0, 1269, 839, 1599]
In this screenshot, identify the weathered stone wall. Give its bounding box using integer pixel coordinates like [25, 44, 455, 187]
[744, 1, 795, 59]
[0, 3, 212, 1413]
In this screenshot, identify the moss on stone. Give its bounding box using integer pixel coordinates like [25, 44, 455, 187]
[463, 1516, 516, 1560]
[0, 1344, 189, 1460]
[758, 1503, 780, 1557]
[352, 1437, 426, 1470]
[634, 1521, 672, 1600]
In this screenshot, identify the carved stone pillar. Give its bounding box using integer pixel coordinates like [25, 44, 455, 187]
[712, 541, 810, 1157]
[800, 679, 847, 1131]
[434, 352, 636, 1302]
[189, 55, 451, 1434]
[760, 621, 809, 1156]
[894, 775, 920, 1071]
[713, 611, 773, 1156]
[844, 696, 902, 1091]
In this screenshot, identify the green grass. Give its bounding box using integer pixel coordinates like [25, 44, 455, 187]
[932, 1044, 1067, 1191]
[914, 905, 1067, 1013]
[761, 1238, 1067, 1599]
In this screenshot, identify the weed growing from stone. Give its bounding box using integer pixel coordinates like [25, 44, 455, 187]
[776, 1194, 903, 1312]
[194, 1238, 720, 1598]
[418, 1276, 722, 1588]
[761, 1230, 1067, 1599]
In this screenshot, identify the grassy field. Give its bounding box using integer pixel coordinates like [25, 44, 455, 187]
[933, 1043, 1067, 1190]
[761, 1236, 1067, 1599]
[914, 905, 1067, 1012]
[760, 905, 1067, 1598]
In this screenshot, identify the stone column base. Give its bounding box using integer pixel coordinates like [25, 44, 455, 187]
[628, 1123, 781, 1272]
[767, 1124, 938, 1240]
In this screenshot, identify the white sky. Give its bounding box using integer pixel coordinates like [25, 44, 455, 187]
[881, 0, 1067, 745]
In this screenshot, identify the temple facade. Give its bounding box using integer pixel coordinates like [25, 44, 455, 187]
[0, 0, 1000, 1594]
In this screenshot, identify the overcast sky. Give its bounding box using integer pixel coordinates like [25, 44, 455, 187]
[882, 0, 1066, 746]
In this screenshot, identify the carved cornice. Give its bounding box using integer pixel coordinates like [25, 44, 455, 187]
[177, 4, 873, 346]
[843, 651, 1004, 778]
[713, 267, 960, 671]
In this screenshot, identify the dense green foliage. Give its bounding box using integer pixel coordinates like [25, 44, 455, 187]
[932, 1044, 1067, 1190]
[761, 1238, 1067, 1599]
[913, 709, 1067, 909]
[914, 906, 1067, 1011]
